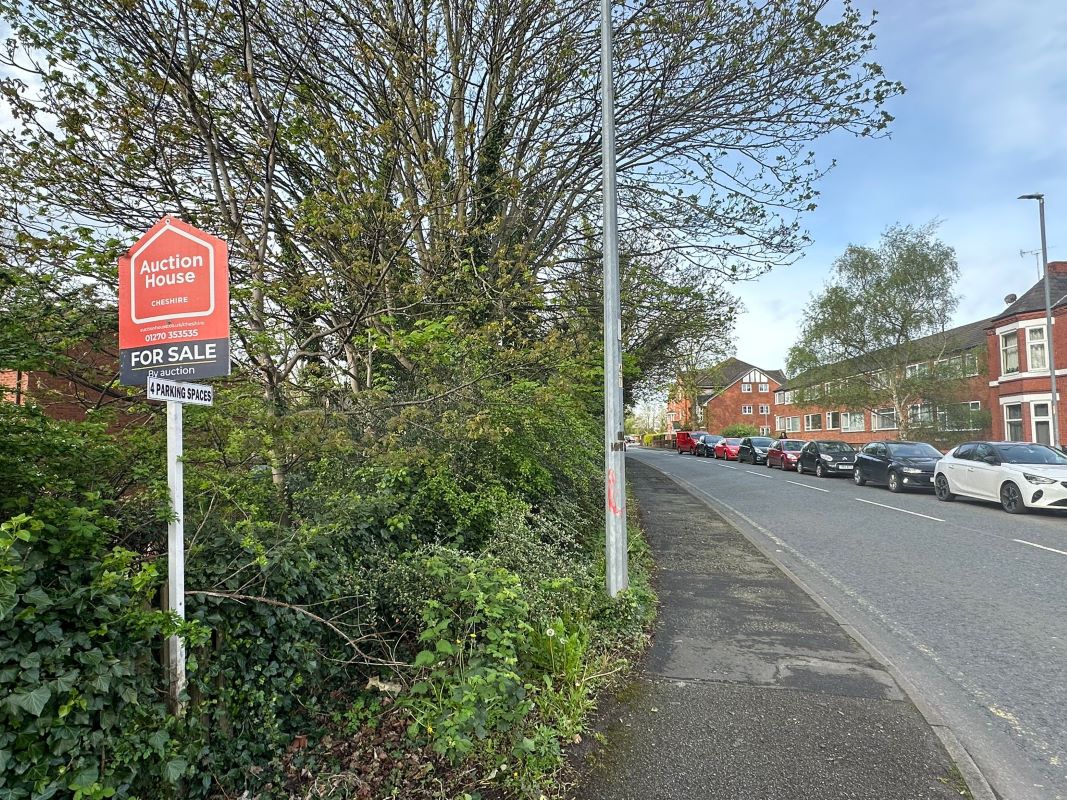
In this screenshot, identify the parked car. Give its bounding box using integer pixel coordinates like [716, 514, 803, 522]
[695, 434, 723, 457]
[767, 438, 805, 470]
[795, 439, 857, 477]
[934, 441, 1067, 514]
[854, 440, 943, 492]
[737, 436, 774, 464]
[676, 431, 709, 455]
[714, 437, 743, 460]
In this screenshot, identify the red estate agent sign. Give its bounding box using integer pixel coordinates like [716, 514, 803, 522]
[119, 216, 230, 385]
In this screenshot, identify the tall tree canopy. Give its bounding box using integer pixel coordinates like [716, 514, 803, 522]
[0, 0, 901, 405]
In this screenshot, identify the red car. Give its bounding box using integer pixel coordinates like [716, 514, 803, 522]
[714, 437, 742, 460]
[767, 438, 805, 470]
[676, 431, 709, 455]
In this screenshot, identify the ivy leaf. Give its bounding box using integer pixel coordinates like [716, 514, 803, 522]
[0, 577, 16, 620]
[12, 685, 51, 716]
[435, 639, 455, 656]
[164, 757, 188, 783]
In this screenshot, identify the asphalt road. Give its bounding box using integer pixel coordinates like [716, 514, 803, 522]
[628, 446, 1067, 800]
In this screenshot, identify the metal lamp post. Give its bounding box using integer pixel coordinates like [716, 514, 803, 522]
[602, 0, 628, 596]
[1018, 193, 1060, 447]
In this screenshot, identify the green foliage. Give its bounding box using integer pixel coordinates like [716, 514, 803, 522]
[785, 222, 984, 440]
[721, 423, 761, 438]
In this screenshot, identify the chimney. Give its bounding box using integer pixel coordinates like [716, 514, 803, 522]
[1048, 261, 1067, 275]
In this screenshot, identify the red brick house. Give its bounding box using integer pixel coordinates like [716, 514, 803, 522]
[985, 261, 1067, 447]
[667, 358, 785, 436]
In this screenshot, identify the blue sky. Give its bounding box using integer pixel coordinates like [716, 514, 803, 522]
[734, 0, 1067, 371]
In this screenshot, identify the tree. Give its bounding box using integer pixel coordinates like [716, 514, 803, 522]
[0, 0, 901, 398]
[786, 222, 983, 439]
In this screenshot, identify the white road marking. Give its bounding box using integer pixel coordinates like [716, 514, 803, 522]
[718, 463, 738, 470]
[1013, 539, 1067, 557]
[854, 498, 945, 522]
[786, 480, 830, 493]
[745, 470, 773, 479]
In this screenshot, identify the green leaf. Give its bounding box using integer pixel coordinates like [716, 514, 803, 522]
[164, 757, 188, 783]
[435, 639, 456, 656]
[413, 650, 436, 668]
[12, 685, 51, 716]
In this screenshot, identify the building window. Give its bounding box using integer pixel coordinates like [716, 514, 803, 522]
[841, 412, 866, 433]
[908, 403, 934, 425]
[741, 404, 753, 415]
[873, 408, 898, 431]
[759, 426, 771, 436]
[758, 383, 769, 392]
[905, 363, 930, 379]
[774, 391, 785, 404]
[741, 383, 752, 393]
[784, 416, 800, 432]
[804, 413, 823, 431]
[1028, 327, 1048, 371]
[826, 411, 841, 430]
[1001, 331, 1019, 374]
[759, 404, 770, 415]
[1031, 401, 1051, 444]
[938, 401, 982, 431]
[1004, 403, 1023, 441]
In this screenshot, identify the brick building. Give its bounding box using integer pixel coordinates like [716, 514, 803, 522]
[667, 358, 785, 435]
[673, 262, 1067, 450]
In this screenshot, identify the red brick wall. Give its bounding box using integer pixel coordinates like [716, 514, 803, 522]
[703, 378, 780, 435]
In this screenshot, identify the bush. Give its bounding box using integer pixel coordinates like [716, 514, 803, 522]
[721, 423, 761, 437]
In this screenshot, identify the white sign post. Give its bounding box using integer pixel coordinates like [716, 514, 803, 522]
[165, 399, 186, 713]
[147, 378, 214, 713]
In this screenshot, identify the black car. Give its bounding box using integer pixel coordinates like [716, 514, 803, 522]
[853, 440, 942, 492]
[737, 436, 774, 465]
[796, 440, 857, 477]
[695, 434, 723, 457]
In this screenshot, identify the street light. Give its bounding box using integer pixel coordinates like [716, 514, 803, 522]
[601, 0, 628, 596]
[1018, 193, 1060, 447]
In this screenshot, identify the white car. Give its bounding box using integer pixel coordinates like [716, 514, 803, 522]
[934, 441, 1067, 514]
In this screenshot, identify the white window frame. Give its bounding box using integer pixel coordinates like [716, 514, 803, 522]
[759, 403, 770, 415]
[774, 391, 785, 404]
[1001, 331, 1020, 375]
[1028, 326, 1048, 372]
[741, 383, 753, 393]
[780, 416, 800, 433]
[825, 411, 841, 430]
[908, 403, 934, 425]
[1031, 400, 1052, 444]
[759, 426, 771, 436]
[741, 404, 753, 415]
[758, 383, 769, 393]
[841, 412, 866, 433]
[905, 363, 930, 379]
[937, 400, 982, 431]
[803, 413, 823, 431]
[1004, 403, 1023, 441]
[872, 408, 898, 431]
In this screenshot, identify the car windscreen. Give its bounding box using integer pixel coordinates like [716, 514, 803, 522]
[994, 444, 1067, 465]
[820, 441, 853, 453]
[703, 435, 721, 442]
[724, 438, 742, 445]
[750, 437, 773, 447]
[782, 441, 804, 451]
[889, 443, 942, 459]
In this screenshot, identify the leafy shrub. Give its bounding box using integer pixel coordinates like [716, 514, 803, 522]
[720, 423, 761, 437]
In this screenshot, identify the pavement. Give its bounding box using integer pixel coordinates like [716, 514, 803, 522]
[574, 458, 974, 800]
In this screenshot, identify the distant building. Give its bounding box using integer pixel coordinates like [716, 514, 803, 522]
[670, 262, 1067, 448]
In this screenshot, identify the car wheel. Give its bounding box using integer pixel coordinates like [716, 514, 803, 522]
[1000, 481, 1028, 514]
[766, 458, 773, 468]
[853, 469, 866, 486]
[815, 462, 826, 478]
[749, 453, 756, 465]
[887, 471, 902, 493]
[934, 474, 955, 502]
[796, 460, 804, 475]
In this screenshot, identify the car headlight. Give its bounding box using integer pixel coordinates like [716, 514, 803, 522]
[1023, 473, 1057, 485]
[902, 467, 924, 474]
[820, 454, 832, 461]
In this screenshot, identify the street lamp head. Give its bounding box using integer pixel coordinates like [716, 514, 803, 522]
[1019, 193, 1044, 201]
